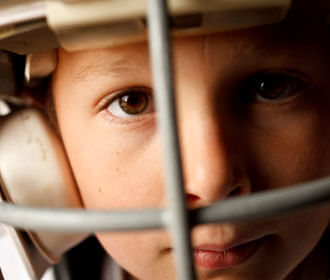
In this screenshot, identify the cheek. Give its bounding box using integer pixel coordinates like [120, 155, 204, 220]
[244, 108, 330, 189]
[96, 230, 175, 280]
[255, 204, 330, 279]
[55, 99, 165, 209]
[68, 134, 165, 209]
[279, 204, 330, 262]
[57, 108, 176, 278]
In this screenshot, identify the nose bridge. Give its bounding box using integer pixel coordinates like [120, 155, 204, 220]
[179, 102, 236, 206]
[172, 36, 250, 206]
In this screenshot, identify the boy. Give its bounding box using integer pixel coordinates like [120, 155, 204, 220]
[50, 8, 330, 280]
[1, 1, 329, 279]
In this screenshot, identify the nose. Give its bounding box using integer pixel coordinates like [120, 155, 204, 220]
[179, 109, 251, 209]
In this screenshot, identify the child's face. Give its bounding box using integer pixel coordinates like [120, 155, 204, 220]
[52, 18, 330, 279]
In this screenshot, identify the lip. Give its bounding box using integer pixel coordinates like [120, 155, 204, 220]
[193, 236, 266, 270]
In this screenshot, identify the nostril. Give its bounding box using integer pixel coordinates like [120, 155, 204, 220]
[186, 185, 245, 206]
[186, 194, 200, 204]
[228, 186, 244, 197]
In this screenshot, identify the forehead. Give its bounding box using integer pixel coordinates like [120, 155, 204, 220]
[57, 15, 329, 82]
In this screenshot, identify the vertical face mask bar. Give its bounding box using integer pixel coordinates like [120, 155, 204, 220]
[147, 1, 196, 280]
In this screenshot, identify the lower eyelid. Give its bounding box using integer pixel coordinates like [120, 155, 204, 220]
[99, 109, 156, 127]
[251, 89, 311, 112]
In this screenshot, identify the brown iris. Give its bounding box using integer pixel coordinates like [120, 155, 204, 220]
[255, 74, 299, 100]
[119, 91, 149, 115]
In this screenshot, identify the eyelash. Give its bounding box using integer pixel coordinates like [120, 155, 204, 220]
[99, 87, 154, 120]
[239, 70, 310, 107]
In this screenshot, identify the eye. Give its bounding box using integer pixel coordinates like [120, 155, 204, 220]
[243, 72, 304, 103]
[105, 87, 154, 118]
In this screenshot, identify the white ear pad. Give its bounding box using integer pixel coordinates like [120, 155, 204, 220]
[0, 108, 87, 263]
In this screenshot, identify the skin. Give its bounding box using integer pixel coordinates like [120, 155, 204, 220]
[51, 16, 330, 280]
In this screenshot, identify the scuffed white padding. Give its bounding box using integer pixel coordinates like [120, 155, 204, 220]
[0, 108, 87, 262]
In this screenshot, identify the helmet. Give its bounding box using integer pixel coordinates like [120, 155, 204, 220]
[0, 1, 329, 279]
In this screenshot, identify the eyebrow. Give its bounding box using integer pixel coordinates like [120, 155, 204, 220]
[73, 55, 148, 84]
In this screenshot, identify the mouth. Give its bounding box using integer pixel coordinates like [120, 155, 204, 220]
[193, 236, 267, 270]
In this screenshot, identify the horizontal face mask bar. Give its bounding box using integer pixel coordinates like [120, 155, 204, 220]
[0, 176, 329, 232]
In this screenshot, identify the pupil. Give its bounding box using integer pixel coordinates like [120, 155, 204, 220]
[127, 95, 139, 105]
[119, 92, 148, 114]
[258, 76, 287, 99]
